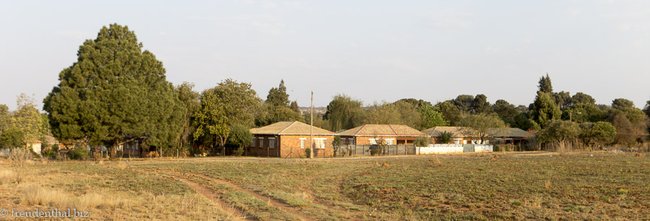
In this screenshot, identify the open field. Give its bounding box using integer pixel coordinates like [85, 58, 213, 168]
[1, 152, 649, 220]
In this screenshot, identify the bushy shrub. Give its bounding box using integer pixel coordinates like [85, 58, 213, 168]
[414, 136, 430, 147]
[233, 147, 244, 156]
[439, 131, 454, 144]
[68, 146, 88, 160]
[304, 148, 311, 158]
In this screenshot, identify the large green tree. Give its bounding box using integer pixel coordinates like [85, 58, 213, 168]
[579, 121, 616, 149]
[453, 94, 475, 113]
[324, 95, 365, 131]
[418, 104, 448, 129]
[562, 92, 606, 123]
[175, 82, 200, 155]
[193, 79, 261, 153]
[537, 120, 580, 151]
[43, 24, 185, 152]
[471, 94, 492, 114]
[364, 102, 402, 125]
[457, 113, 506, 143]
[530, 91, 561, 128]
[492, 99, 519, 126]
[395, 98, 447, 129]
[259, 80, 302, 125]
[435, 100, 463, 126]
[538, 74, 553, 93]
[608, 98, 647, 146]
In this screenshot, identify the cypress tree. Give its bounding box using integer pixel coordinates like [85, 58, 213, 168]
[44, 24, 185, 152]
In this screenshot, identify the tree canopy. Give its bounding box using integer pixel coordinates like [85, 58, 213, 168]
[43, 24, 185, 150]
[259, 80, 302, 125]
[457, 113, 506, 143]
[324, 95, 365, 131]
[193, 79, 261, 150]
[530, 91, 561, 128]
[538, 74, 553, 93]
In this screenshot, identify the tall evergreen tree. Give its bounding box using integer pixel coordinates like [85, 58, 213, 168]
[260, 80, 301, 125]
[266, 80, 290, 107]
[538, 74, 553, 93]
[530, 91, 561, 128]
[43, 24, 185, 152]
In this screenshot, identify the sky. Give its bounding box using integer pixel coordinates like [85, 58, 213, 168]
[0, 0, 648, 111]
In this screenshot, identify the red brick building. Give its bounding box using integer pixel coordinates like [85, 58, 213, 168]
[337, 124, 424, 146]
[247, 121, 335, 158]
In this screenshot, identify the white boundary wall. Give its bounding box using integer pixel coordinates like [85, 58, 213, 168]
[472, 144, 493, 152]
[416, 144, 494, 155]
[416, 144, 464, 154]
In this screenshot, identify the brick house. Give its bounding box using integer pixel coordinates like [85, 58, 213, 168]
[247, 121, 335, 158]
[337, 124, 424, 146]
[422, 126, 480, 144]
[487, 127, 534, 149]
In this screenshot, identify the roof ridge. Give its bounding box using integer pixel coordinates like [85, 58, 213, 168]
[355, 124, 368, 136]
[278, 121, 297, 135]
[388, 124, 398, 136]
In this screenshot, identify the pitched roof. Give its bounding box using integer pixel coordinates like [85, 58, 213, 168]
[422, 126, 478, 137]
[487, 128, 533, 138]
[337, 124, 424, 137]
[250, 121, 334, 136]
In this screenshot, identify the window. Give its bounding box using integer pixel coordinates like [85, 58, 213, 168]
[300, 138, 306, 149]
[269, 138, 276, 148]
[258, 137, 264, 147]
[314, 138, 326, 149]
[369, 138, 377, 145]
[251, 137, 256, 147]
[385, 139, 395, 145]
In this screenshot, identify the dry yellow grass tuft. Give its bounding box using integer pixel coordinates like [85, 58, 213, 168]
[20, 184, 73, 207]
[19, 184, 131, 210]
[0, 168, 17, 185]
[544, 180, 553, 190]
[115, 161, 129, 170]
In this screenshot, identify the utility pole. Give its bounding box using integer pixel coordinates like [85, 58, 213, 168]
[310, 91, 314, 159]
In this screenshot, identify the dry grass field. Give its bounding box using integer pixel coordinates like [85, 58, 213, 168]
[1, 152, 648, 220]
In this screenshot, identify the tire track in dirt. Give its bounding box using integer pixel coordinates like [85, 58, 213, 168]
[155, 169, 313, 221]
[159, 173, 253, 221]
[166, 170, 312, 221]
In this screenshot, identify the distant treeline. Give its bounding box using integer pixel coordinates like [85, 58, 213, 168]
[1, 24, 648, 157]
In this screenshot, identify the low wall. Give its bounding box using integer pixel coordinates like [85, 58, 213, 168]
[473, 144, 493, 152]
[463, 144, 494, 153]
[416, 144, 494, 155]
[416, 144, 464, 154]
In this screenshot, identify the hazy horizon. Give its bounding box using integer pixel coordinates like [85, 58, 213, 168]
[1, 0, 648, 111]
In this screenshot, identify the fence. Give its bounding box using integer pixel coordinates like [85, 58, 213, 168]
[333, 144, 495, 157]
[334, 144, 417, 157]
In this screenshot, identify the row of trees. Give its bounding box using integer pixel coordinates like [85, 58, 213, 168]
[528, 75, 648, 150]
[2, 23, 648, 156]
[34, 24, 307, 156]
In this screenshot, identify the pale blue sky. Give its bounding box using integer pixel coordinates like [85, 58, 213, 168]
[1, 0, 648, 110]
